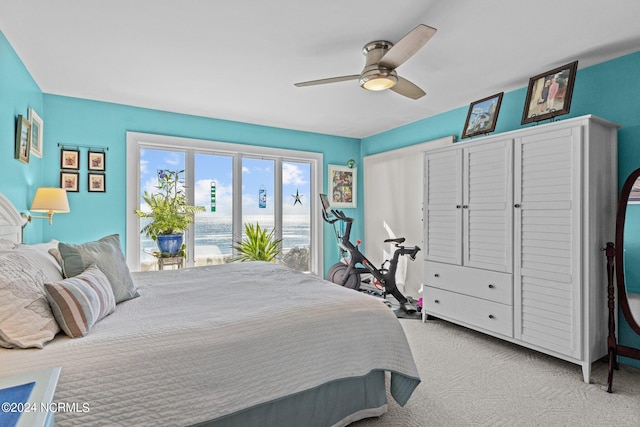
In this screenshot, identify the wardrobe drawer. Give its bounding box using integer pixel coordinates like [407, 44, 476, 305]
[424, 261, 512, 305]
[423, 286, 513, 337]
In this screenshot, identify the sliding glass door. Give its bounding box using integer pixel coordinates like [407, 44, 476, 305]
[138, 148, 185, 271]
[127, 133, 322, 275]
[282, 161, 311, 272]
[193, 153, 234, 265]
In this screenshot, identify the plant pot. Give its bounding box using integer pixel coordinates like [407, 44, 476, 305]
[156, 234, 183, 257]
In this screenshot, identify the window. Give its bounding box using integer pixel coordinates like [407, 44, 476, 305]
[126, 133, 323, 275]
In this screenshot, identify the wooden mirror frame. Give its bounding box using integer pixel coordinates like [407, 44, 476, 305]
[605, 167, 640, 392]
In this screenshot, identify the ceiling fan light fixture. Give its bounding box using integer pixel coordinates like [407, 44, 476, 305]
[362, 76, 397, 91]
[360, 70, 398, 91]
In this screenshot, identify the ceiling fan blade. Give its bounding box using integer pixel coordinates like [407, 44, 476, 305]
[390, 76, 426, 100]
[379, 24, 437, 69]
[294, 75, 360, 87]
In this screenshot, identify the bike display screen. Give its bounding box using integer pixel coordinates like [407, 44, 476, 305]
[319, 193, 331, 212]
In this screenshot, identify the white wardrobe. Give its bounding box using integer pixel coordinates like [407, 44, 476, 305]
[422, 115, 618, 383]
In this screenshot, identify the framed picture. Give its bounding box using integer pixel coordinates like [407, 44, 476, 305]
[328, 164, 356, 208]
[61, 149, 80, 170]
[28, 108, 43, 158]
[88, 151, 106, 171]
[88, 173, 106, 192]
[521, 61, 578, 125]
[15, 115, 31, 164]
[461, 92, 504, 139]
[60, 172, 79, 192]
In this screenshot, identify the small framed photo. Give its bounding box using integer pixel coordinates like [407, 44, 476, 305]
[61, 149, 80, 170]
[88, 173, 106, 192]
[60, 172, 79, 192]
[28, 108, 43, 158]
[328, 164, 356, 208]
[15, 115, 32, 164]
[522, 61, 578, 125]
[461, 92, 504, 139]
[88, 151, 106, 171]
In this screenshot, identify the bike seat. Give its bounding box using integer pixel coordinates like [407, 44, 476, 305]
[384, 237, 406, 244]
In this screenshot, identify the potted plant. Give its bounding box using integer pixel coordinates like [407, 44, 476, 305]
[135, 170, 205, 257]
[233, 222, 282, 262]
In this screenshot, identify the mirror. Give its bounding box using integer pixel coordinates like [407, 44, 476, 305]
[606, 167, 640, 392]
[615, 169, 640, 335]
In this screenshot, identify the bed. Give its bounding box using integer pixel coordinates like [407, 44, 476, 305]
[0, 193, 420, 427]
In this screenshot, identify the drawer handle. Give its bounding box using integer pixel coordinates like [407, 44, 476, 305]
[488, 314, 494, 319]
[514, 203, 521, 208]
[434, 299, 440, 304]
[434, 273, 439, 278]
[488, 284, 495, 289]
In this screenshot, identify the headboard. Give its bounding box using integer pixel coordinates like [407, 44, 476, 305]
[0, 193, 27, 243]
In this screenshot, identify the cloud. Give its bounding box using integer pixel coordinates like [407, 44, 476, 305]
[282, 163, 308, 185]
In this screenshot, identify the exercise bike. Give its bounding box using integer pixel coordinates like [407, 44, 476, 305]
[320, 194, 420, 315]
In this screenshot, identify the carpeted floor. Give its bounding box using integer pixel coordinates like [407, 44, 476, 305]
[352, 318, 640, 426]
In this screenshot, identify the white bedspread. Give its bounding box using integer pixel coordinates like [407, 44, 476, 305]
[0, 262, 420, 426]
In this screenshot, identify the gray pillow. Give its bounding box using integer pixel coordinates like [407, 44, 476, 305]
[58, 234, 139, 303]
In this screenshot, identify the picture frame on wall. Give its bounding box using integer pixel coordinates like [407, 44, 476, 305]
[28, 108, 43, 158]
[61, 149, 80, 170]
[461, 92, 504, 139]
[328, 164, 356, 208]
[88, 173, 106, 192]
[15, 115, 31, 164]
[521, 61, 578, 125]
[60, 172, 79, 192]
[88, 151, 106, 171]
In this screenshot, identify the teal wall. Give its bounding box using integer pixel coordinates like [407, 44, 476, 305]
[362, 50, 640, 367]
[0, 31, 45, 243]
[40, 96, 361, 269]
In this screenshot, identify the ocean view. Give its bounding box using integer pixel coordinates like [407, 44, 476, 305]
[140, 215, 310, 268]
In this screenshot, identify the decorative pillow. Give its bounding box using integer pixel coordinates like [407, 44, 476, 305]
[58, 234, 139, 303]
[0, 252, 60, 349]
[14, 242, 64, 283]
[45, 265, 116, 338]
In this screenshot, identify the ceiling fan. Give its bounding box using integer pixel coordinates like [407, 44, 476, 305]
[294, 24, 437, 100]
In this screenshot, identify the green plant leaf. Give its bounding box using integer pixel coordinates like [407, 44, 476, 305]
[134, 169, 205, 240]
[233, 222, 282, 262]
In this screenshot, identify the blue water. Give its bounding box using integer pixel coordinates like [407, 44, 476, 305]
[140, 215, 310, 262]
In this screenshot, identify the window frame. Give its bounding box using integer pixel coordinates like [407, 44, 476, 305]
[126, 132, 323, 275]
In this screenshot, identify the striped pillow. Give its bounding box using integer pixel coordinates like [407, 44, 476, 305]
[45, 265, 116, 338]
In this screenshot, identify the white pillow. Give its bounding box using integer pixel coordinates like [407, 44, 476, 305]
[0, 252, 60, 348]
[14, 242, 64, 282]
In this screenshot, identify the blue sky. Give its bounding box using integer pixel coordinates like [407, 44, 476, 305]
[140, 148, 311, 218]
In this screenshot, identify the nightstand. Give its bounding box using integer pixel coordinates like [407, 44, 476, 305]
[0, 367, 61, 427]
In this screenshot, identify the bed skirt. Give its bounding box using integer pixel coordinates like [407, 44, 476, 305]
[192, 370, 387, 427]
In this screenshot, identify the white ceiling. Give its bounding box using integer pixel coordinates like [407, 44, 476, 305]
[1, 0, 640, 139]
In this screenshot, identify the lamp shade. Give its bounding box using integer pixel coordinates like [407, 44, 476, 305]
[31, 188, 70, 213]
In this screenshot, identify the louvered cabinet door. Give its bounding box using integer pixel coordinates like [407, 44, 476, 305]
[462, 140, 513, 273]
[513, 126, 582, 359]
[424, 150, 463, 265]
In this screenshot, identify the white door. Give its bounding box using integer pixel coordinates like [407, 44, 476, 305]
[513, 126, 582, 359]
[424, 149, 463, 265]
[462, 139, 513, 272]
